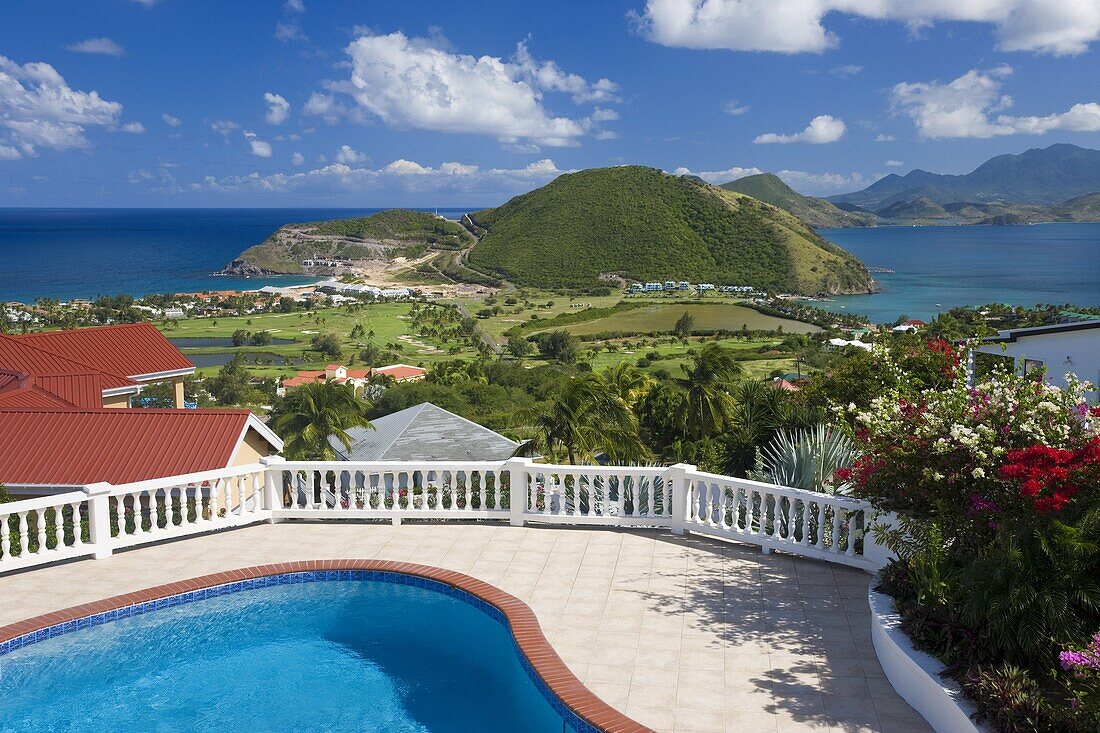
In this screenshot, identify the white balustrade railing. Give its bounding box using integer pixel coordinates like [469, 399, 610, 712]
[271, 460, 508, 522]
[108, 463, 269, 551]
[0, 491, 93, 571]
[682, 470, 878, 570]
[0, 457, 890, 575]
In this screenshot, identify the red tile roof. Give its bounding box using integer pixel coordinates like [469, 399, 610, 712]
[0, 408, 276, 486]
[372, 364, 427, 381]
[13, 323, 193, 379]
[0, 336, 137, 391]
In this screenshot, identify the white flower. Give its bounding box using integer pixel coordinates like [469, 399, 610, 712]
[971, 467, 985, 479]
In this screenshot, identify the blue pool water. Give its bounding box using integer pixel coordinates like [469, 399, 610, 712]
[0, 575, 583, 732]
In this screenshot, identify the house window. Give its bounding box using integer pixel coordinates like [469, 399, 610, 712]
[1022, 358, 1045, 376]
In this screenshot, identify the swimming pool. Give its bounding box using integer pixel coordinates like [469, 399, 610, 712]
[0, 571, 604, 732]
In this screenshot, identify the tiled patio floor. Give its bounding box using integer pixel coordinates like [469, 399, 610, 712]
[0, 522, 933, 733]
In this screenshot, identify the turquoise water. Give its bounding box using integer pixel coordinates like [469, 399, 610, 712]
[0, 208, 467, 303]
[0, 579, 577, 732]
[818, 223, 1100, 323]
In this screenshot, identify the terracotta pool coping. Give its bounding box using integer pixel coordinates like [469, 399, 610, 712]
[0, 559, 654, 733]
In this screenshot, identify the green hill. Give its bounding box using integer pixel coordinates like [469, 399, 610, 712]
[221, 209, 474, 275]
[466, 166, 874, 295]
[720, 173, 876, 228]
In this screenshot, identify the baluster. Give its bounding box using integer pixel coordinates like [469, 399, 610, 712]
[798, 498, 809, 545]
[34, 510, 47, 553]
[69, 502, 83, 547]
[476, 471, 486, 511]
[830, 505, 842, 553]
[646, 474, 655, 517]
[462, 471, 471, 511]
[0, 514, 10, 559]
[17, 512, 29, 556]
[846, 511, 858, 557]
[235, 476, 244, 515]
[815, 503, 826, 549]
[48, 506, 61, 550]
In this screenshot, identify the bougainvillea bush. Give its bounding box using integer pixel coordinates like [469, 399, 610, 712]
[843, 345, 1100, 731]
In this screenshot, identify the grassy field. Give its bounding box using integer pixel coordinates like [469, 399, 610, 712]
[582, 336, 797, 380]
[539, 302, 820, 336]
[160, 303, 480, 377]
[163, 297, 807, 383]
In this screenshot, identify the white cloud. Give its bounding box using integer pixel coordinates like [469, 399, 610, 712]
[334, 144, 367, 164]
[830, 64, 862, 77]
[0, 145, 20, 160]
[264, 92, 291, 124]
[302, 92, 363, 125]
[195, 157, 566, 197]
[672, 163, 873, 194]
[322, 32, 616, 147]
[874, 133, 895, 141]
[65, 37, 126, 57]
[243, 130, 273, 157]
[162, 113, 182, 127]
[776, 169, 874, 194]
[673, 165, 764, 182]
[291, 152, 305, 166]
[594, 130, 618, 140]
[0, 55, 124, 159]
[591, 107, 619, 122]
[722, 99, 749, 116]
[211, 119, 239, 137]
[632, 0, 1100, 55]
[275, 23, 306, 42]
[754, 114, 845, 144]
[284, 0, 305, 11]
[891, 66, 1100, 138]
[511, 42, 621, 104]
[129, 0, 159, 6]
[119, 121, 144, 133]
[885, 159, 904, 167]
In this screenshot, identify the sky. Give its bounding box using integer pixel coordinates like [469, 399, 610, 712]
[2, 0, 1100, 207]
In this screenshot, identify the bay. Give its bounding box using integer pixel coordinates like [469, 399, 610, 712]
[818, 223, 1100, 323]
[0, 208, 466, 303]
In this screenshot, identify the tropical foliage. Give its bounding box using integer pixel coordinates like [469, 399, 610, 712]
[850, 347, 1100, 731]
[270, 380, 373, 460]
[749, 423, 857, 494]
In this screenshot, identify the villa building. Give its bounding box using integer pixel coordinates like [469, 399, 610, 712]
[280, 363, 427, 395]
[329, 402, 527, 462]
[0, 407, 282, 496]
[975, 318, 1100, 393]
[0, 323, 195, 409]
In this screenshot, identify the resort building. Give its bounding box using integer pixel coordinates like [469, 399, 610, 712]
[0, 323, 195, 409]
[975, 319, 1100, 392]
[279, 363, 427, 395]
[329, 402, 527, 462]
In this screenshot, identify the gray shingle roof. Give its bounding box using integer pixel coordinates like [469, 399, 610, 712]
[329, 402, 522, 462]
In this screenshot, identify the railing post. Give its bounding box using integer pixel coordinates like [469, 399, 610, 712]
[260, 456, 285, 524]
[505, 458, 530, 527]
[83, 482, 113, 560]
[862, 509, 899, 569]
[668, 463, 695, 536]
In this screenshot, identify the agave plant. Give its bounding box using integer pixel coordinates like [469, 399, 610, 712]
[749, 423, 858, 495]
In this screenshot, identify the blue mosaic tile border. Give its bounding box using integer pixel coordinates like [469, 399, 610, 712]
[0, 569, 601, 733]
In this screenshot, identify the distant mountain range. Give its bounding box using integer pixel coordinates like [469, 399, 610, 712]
[722, 144, 1100, 226]
[719, 174, 877, 229]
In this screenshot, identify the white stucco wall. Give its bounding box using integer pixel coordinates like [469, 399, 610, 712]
[976, 327, 1100, 393]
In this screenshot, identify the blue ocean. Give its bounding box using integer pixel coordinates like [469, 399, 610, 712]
[819, 223, 1100, 322]
[0, 208, 466, 303]
[1, 210, 1098, 322]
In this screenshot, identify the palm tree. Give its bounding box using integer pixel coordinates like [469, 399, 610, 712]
[602, 362, 654, 409]
[676, 343, 743, 440]
[270, 380, 373, 460]
[530, 374, 648, 464]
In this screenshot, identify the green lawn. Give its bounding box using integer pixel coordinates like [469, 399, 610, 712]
[581, 336, 797, 380]
[160, 303, 480, 377]
[539, 302, 820, 337]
